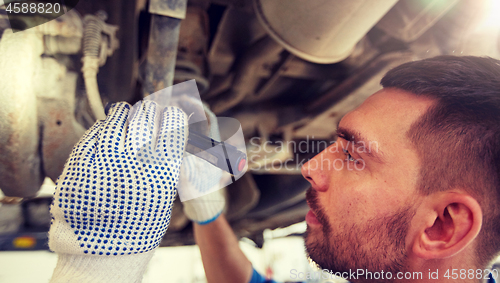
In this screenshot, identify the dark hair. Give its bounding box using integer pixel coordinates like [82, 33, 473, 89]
[381, 55, 500, 267]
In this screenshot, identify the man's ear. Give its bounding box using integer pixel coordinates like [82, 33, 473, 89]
[412, 192, 482, 259]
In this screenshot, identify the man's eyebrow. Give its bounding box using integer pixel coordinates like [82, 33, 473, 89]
[336, 126, 385, 163]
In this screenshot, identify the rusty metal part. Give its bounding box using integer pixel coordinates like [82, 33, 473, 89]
[33, 9, 83, 37]
[44, 36, 82, 55]
[37, 73, 86, 182]
[34, 53, 86, 183]
[173, 61, 210, 94]
[36, 64, 85, 190]
[209, 36, 283, 114]
[203, 75, 233, 99]
[143, 15, 181, 95]
[174, 6, 210, 93]
[248, 52, 294, 101]
[0, 11, 85, 197]
[207, 6, 268, 77]
[0, 22, 87, 197]
[143, 0, 188, 96]
[149, 0, 187, 19]
[177, 6, 209, 74]
[0, 29, 44, 197]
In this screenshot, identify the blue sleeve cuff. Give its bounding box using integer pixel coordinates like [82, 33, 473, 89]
[488, 272, 497, 283]
[195, 211, 223, 225]
[248, 267, 279, 283]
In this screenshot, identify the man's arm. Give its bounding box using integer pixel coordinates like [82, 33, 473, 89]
[193, 214, 253, 283]
[179, 102, 257, 283]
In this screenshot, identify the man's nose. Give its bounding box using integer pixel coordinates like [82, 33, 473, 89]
[301, 160, 315, 184]
[301, 147, 333, 192]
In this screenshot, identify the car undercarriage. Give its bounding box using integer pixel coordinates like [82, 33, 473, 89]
[1, 0, 499, 249]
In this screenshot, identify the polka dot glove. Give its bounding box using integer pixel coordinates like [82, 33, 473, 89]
[178, 103, 225, 225]
[48, 101, 188, 283]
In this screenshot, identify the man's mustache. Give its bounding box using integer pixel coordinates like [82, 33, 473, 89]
[306, 187, 319, 212]
[305, 187, 329, 227]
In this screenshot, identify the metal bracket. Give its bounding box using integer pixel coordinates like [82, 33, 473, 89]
[149, 0, 187, 19]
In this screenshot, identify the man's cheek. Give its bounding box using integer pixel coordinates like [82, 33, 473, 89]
[335, 185, 367, 211]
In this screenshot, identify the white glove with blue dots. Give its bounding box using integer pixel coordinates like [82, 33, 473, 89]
[48, 101, 188, 283]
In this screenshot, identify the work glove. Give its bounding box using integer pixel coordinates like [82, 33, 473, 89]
[48, 101, 188, 283]
[177, 101, 226, 225]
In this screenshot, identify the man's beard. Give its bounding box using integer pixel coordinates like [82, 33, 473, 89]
[304, 188, 415, 281]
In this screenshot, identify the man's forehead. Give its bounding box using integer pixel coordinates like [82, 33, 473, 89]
[338, 88, 435, 153]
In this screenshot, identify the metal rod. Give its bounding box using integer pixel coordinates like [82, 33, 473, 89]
[143, 15, 181, 95]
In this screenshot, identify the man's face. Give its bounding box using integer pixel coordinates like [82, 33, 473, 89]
[301, 88, 434, 276]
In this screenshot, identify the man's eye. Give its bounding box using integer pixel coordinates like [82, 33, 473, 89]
[343, 149, 356, 162]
